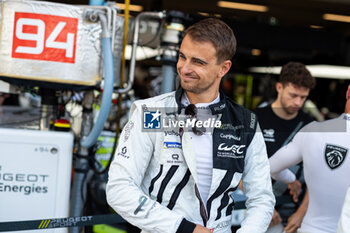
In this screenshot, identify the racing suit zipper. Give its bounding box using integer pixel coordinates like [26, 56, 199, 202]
[195, 184, 208, 227]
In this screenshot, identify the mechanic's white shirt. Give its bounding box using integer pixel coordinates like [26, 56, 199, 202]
[270, 113, 350, 233]
[182, 93, 220, 204]
[338, 186, 350, 233]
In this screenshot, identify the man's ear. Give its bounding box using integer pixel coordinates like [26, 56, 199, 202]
[276, 82, 283, 94]
[218, 60, 232, 79]
[345, 85, 350, 113]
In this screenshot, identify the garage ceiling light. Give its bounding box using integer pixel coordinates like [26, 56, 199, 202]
[217, 1, 268, 12]
[323, 13, 350, 23]
[310, 25, 323, 29]
[116, 3, 143, 12]
[198, 12, 210, 16]
[251, 49, 261, 56]
[249, 65, 350, 80]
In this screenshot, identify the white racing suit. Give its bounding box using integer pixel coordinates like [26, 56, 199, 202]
[106, 88, 274, 233]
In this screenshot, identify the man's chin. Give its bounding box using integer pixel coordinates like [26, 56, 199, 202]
[181, 86, 197, 93]
[180, 81, 196, 92]
[286, 108, 299, 115]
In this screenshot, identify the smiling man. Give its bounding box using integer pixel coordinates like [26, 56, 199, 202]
[107, 18, 274, 233]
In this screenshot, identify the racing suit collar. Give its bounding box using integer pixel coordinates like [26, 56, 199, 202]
[175, 87, 227, 114]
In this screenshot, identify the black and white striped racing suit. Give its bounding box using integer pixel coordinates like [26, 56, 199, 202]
[107, 88, 274, 233]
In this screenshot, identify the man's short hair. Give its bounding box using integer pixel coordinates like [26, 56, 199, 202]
[183, 18, 236, 63]
[279, 62, 316, 89]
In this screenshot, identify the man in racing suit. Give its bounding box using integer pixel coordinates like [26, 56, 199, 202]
[106, 18, 274, 233]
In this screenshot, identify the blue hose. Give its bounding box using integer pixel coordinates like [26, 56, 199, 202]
[89, 0, 104, 5]
[80, 37, 114, 148]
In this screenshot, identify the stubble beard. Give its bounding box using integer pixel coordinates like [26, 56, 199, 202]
[180, 78, 216, 95]
[281, 99, 299, 116]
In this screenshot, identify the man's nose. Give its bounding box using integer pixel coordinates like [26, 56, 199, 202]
[294, 97, 304, 106]
[179, 61, 192, 75]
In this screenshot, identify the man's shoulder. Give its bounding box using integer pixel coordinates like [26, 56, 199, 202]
[254, 105, 270, 115]
[254, 105, 274, 123]
[301, 114, 345, 133]
[133, 92, 176, 107]
[128, 92, 176, 118]
[298, 110, 316, 124]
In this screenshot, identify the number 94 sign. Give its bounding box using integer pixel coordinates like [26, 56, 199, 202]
[12, 12, 78, 63]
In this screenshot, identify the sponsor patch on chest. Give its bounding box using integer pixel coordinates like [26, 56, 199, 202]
[217, 143, 246, 159]
[325, 144, 348, 169]
[163, 141, 182, 149]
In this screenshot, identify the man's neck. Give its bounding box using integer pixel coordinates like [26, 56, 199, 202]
[186, 91, 219, 105]
[271, 100, 298, 120]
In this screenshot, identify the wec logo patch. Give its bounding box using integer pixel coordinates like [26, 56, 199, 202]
[325, 144, 348, 169]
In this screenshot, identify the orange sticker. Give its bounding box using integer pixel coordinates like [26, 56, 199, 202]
[12, 12, 78, 63]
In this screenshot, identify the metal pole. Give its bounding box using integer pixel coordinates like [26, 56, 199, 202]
[161, 65, 175, 94]
[69, 91, 94, 233]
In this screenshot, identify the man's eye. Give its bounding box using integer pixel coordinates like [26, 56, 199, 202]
[194, 60, 204, 65]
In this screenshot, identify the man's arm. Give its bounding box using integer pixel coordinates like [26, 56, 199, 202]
[269, 130, 307, 233]
[269, 131, 305, 202]
[284, 188, 309, 233]
[237, 124, 275, 233]
[106, 104, 194, 233]
[269, 131, 304, 183]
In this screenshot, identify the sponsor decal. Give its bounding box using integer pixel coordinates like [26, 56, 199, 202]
[117, 146, 129, 159]
[164, 130, 181, 137]
[250, 113, 256, 129]
[263, 129, 275, 142]
[143, 110, 161, 129]
[38, 219, 51, 229]
[213, 104, 225, 112]
[167, 154, 183, 164]
[123, 121, 134, 142]
[134, 195, 149, 215]
[219, 133, 241, 141]
[0, 166, 49, 195]
[218, 143, 245, 154]
[12, 12, 78, 63]
[210, 220, 231, 231]
[164, 142, 182, 149]
[325, 144, 348, 169]
[39, 216, 93, 228]
[217, 143, 245, 159]
[263, 129, 274, 137]
[218, 124, 244, 131]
